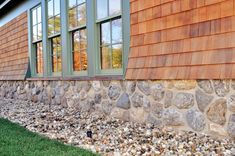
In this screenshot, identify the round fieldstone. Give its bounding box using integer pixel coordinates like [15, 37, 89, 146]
[116, 93, 130, 110]
[137, 81, 151, 95]
[186, 108, 206, 131]
[108, 84, 121, 100]
[150, 83, 165, 101]
[173, 92, 194, 109]
[173, 80, 197, 90]
[94, 93, 102, 104]
[227, 94, 235, 112]
[213, 80, 230, 97]
[92, 81, 101, 92]
[102, 100, 113, 115]
[151, 102, 163, 118]
[195, 89, 213, 112]
[124, 81, 136, 95]
[146, 114, 163, 126]
[207, 98, 227, 125]
[131, 92, 143, 107]
[197, 80, 214, 94]
[227, 114, 235, 139]
[162, 108, 184, 126]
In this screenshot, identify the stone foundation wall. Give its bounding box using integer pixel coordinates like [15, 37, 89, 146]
[0, 80, 234, 139]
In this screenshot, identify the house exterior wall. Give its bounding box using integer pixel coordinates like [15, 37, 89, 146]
[126, 0, 235, 79]
[0, 12, 28, 80]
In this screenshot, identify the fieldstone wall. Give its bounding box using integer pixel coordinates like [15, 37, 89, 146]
[0, 80, 235, 139]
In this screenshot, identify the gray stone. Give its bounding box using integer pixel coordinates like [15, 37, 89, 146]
[197, 80, 214, 94]
[94, 93, 102, 104]
[131, 92, 143, 107]
[146, 114, 162, 126]
[81, 99, 95, 112]
[124, 81, 136, 95]
[102, 100, 113, 115]
[137, 81, 150, 95]
[151, 102, 163, 118]
[143, 97, 151, 112]
[92, 81, 101, 92]
[195, 89, 213, 112]
[108, 84, 121, 100]
[227, 114, 235, 139]
[32, 87, 40, 95]
[227, 94, 235, 112]
[186, 108, 206, 131]
[207, 98, 227, 125]
[162, 108, 184, 126]
[116, 93, 130, 109]
[231, 80, 235, 90]
[213, 80, 230, 97]
[164, 90, 173, 108]
[79, 90, 88, 101]
[150, 83, 165, 101]
[173, 92, 194, 109]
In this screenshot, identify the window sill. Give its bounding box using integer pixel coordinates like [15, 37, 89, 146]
[26, 75, 124, 81]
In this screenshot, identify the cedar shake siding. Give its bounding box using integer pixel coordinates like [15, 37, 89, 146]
[0, 12, 28, 80]
[126, 0, 235, 80]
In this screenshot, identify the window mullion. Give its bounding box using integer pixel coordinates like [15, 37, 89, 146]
[61, 0, 71, 76]
[42, 0, 50, 76]
[86, 0, 96, 77]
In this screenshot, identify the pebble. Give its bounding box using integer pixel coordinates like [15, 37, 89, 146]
[0, 99, 234, 156]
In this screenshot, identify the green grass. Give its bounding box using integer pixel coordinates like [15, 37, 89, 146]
[0, 118, 98, 156]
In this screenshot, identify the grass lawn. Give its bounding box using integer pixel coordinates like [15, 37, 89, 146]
[0, 118, 98, 156]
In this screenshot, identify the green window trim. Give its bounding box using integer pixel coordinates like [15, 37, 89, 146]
[28, 0, 130, 79]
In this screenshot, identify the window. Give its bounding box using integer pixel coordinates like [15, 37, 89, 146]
[48, 0, 61, 74]
[68, 0, 87, 73]
[28, 0, 129, 78]
[31, 5, 43, 75]
[96, 0, 123, 71]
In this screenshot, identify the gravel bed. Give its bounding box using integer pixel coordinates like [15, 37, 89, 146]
[0, 99, 234, 156]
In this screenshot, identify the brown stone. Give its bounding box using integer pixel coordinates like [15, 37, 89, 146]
[207, 99, 227, 125]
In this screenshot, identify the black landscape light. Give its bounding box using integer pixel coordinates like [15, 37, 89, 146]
[87, 130, 92, 138]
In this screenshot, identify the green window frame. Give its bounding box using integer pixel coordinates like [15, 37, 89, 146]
[28, 0, 130, 78]
[30, 4, 43, 77]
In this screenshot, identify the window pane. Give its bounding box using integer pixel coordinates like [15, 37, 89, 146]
[69, 8, 77, 28]
[112, 18, 122, 43]
[48, 18, 54, 36]
[78, 0, 85, 5]
[73, 31, 80, 51]
[97, 0, 108, 19]
[37, 6, 42, 23]
[48, 0, 54, 18]
[69, 0, 77, 8]
[54, 0, 60, 15]
[57, 55, 62, 72]
[52, 56, 57, 72]
[33, 25, 37, 41]
[73, 52, 81, 71]
[109, 0, 121, 16]
[101, 46, 111, 69]
[36, 42, 43, 74]
[112, 44, 122, 69]
[81, 50, 87, 70]
[80, 29, 87, 50]
[54, 15, 60, 34]
[77, 3, 86, 26]
[101, 22, 111, 45]
[32, 9, 37, 25]
[38, 24, 42, 40]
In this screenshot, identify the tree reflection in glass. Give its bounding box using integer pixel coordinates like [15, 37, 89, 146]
[68, 0, 86, 29]
[72, 29, 87, 71]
